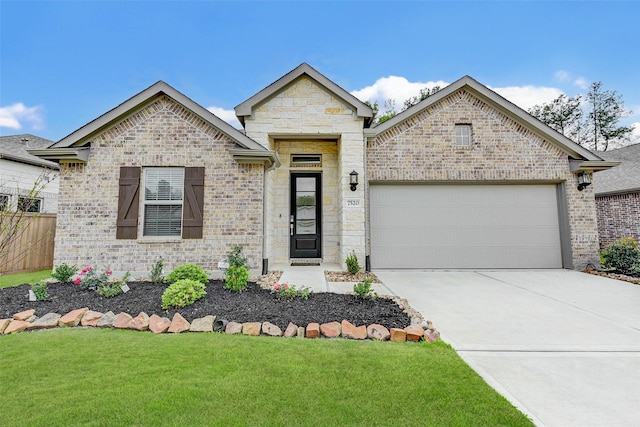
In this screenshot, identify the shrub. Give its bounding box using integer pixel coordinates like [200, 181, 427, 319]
[73, 266, 112, 291]
[225, 246, 249, 291]
[31, 280, 48, 301]
[353, 275, 377, 300]
[51, 263, 79, 282]
[97, 272, 130, 298]
[161, 279, 207, 309]
[165, 263, 208, 285]
[601, 237, 640, 276]
[225, 265, 249, 292]
[150, 258, 164, 283]
[271, 282, 311, 301]
[346, 250, 360, 275]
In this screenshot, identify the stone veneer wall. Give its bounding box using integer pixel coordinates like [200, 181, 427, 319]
[596, 191, 640, 248]
[366, 89, 600, 268]
[243, 76, 366, 266]
[54, 96, 264, 274]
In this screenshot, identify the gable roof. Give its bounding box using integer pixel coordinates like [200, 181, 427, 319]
[593, 143, 640, 195]
[365, 75, 603, 162]
[0, 134, 58, 169]
[30, 81, 279, 168]
[234, 63, 374, 127]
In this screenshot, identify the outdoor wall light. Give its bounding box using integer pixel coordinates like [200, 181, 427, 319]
[349, 170, 359, 191]
[577, 172, 592, 191]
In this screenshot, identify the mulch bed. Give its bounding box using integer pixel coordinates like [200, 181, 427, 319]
[0, 280, 411, 331]
[584, 268, 640, 285]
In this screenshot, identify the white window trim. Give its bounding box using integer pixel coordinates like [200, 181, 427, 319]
[455, 124, 472, 147]
[142, 167, 185, 238]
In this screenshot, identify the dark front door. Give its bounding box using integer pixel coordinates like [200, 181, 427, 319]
[290, 173, 322, 258]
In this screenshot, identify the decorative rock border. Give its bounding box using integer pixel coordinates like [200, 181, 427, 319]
[0, 308, 440, 343]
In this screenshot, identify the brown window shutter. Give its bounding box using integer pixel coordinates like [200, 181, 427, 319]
[182, 167, 204, 239]
[116, 167, 141, 239]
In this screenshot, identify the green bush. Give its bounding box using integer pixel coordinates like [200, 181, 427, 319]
[353, 275, 377, 300]
[601, 237, 640, 276]
[51, 264, 79, 282]
[224, 246, 249, 291]
[165, 263, 209, 285]
[271, 282, 311, 301]
[97, 272, 130, 298]
[161, 279, 207, 309]
[225, 265, 249, 292]
[150, 258, 164, 283]
[346, 250, 360, 275]
[31, 280, 49, 301]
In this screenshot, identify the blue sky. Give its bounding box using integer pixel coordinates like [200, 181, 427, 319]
[1, 0, 639, 145]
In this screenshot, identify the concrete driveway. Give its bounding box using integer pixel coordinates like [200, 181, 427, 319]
[375, 269, 640, 427]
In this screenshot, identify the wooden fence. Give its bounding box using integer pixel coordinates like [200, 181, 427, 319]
[0, 214, 56, 275]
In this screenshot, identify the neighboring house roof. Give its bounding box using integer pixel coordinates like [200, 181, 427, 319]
[365, 75, 603, 163]
[593, 143, 640, 195]
[235, 63, 374, 127]
[0, 134, 58, 169]
[30, 81, 279, 168]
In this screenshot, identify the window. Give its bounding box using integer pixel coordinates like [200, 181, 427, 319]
[0, 194, 9, 211]
[455, 124, 472, 147]
[17, 196, 42, 213]
[143, 168, 184, 237]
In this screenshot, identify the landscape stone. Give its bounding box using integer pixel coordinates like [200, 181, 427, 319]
[190, 315, 215, 332]
[424, 329, 440, 343]
[28, 313, 61, 330]
[128, 312, 150, 331]
[4, 320, 29, 334]
[59, 308, 89, 327]
[297, 326, 305, 338]
[367, 324, 391, 341]
[262, 321, 282, 337]
[81, 310, 103, 327]
[149, 315, 171, 334]
[168, 313, 190, 333]
[305, 322, 320, 338]
[242, 322, 262, 336]
[341, 320, 367, 340]
[283, 322, 298, 338]
[13, 309, 35, 321]
[390, 328, 407, 343]
[113, 312, 133, 329]
[225, 321, 243, 334]
[0, 318, 10, 334]
[320, 321, 341, 338]
[405, 325, 425, 342]
[97, 311, 116, 328]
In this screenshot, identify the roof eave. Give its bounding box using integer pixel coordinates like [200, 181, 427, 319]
[27, 147, 90, 164]
[229, 148, 281, 171]
[569, 160, 621, 173]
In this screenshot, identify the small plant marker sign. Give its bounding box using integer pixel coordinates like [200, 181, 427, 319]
[28, 290, 36, 301]
[121, 284, 130, 293]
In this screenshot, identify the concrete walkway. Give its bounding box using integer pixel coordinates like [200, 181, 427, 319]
[375, 269, 640, 427]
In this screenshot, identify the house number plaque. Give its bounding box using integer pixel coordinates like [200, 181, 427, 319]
[346, 199, 361, 208]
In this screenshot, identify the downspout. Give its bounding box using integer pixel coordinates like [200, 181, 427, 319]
[364, 133, 371, 272]
[262, 165, 270, 275]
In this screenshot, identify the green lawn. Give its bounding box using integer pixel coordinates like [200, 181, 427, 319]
[0, 329, 533, 426]
[0, 269, 51, 288]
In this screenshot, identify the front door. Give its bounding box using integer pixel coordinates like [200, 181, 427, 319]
[290, 173, 322, 258]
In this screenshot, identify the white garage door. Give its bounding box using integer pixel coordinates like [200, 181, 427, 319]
[370, 184, 562, 269]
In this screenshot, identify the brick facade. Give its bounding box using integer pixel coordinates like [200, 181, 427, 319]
[366, 88, 600, 268]
[54, 96, 264, 274]
[596, 192, 640, 248]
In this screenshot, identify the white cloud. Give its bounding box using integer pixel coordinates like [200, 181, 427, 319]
[0, 103, 45, 130]
[554, 70, 589, 89]
[350, 76, 449, 108]
[630, 122, 640, 143]
[490, 85, 564, 111]
[207, 106, 242, 129]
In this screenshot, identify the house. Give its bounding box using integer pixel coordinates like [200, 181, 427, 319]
[30, 63, 617, 275]
[593, 143, 640, 248]
[0, 134, 59, 213]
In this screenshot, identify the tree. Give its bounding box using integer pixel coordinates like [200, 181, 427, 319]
[586, 82, 634, 151]
[529, 82, 634, 151]
[366, 85, 442, 125]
